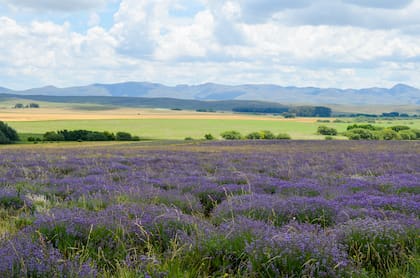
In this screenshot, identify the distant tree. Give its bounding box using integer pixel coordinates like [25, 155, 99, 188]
[411, 129, 420, 140]
[0, 121, 19, 143]
[398, 130, 417, 140]
[14, 103, 24, 109]
[378, 129, 401, 140]
[204, 133, 215, 140]
[246, 132, 262, 140]
[220, 130, 242, 140]
[282, 112, 296, 118]
[232, 107, 289, 114]
[116, 132, 132, 141]
[389, 125, 410, 132]
[27, 136, 41, 142]
[317, 126, 338, 136]
[29, 103, 40, 108]
[381, 112, 400, 117]
[43, 131, 65, 141]
[59, 130, 90, 141]
[276, 133, 291, 140]
[260, 130, 275, 139]
[86, 132, 109, 141]
[103, 131, 116, 141]
[347, 124, 379, 131]
[345, 128, 375, 140]
[0, 130, 10, 144]
[289, 106, 332, 117]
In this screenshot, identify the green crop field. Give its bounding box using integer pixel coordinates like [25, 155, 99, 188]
[8, 119, 327, 140]
[7, 117, 420, 141]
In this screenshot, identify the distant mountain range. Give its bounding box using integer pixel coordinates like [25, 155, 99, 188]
[0, 82, 419, 106]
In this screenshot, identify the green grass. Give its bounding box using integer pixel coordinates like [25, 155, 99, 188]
[8, 118, 420, 140]
[8, 119, 327, 140]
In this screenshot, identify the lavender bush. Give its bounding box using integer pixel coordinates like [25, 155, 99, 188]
[0, 140, 419, 276]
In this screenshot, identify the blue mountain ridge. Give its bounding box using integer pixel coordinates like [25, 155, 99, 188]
[2, 82, 419, 105]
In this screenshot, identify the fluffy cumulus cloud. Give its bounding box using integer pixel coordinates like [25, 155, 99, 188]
[1, 0, 420, 89]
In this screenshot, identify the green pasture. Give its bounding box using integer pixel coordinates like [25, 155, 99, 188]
[7, 118, 420, 141]
[8, 119, 329, 140]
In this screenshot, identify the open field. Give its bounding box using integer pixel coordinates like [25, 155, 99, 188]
[7, 117, 420, 141]
[0, 106, 331, 140]
[8, 118, 333, 140]
[0, 141, 419, 277]
[1, 106, 419, 140]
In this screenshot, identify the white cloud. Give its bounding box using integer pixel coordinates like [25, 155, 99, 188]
[155, 10, 216, 60]
[1, 0, 420, 90]
[0, 0, 110, 11]
[0, 17, 121, 88]
[88, 13, 101, 27]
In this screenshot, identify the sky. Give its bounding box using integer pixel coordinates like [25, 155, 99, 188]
[1, 0, 420, 90]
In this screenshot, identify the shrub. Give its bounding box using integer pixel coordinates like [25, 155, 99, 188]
[246, 132, 262, 140]
[43, 131, 65, 142]
[347, 124, 378, 131]
[347, 133, 361, 140]
[221, 130, 242, 140]
[27, 137, 41, 143]
[184, 137, 193, 141]
[345, 128, 375, 140]
[338, 218, 420, 276]
[260, 130, 275, 139]
[317, 126, 337, 136]
[389, 125, 410, 132]
[378, 129, 401, 140]
[276, 133, 291, 140]
[411, 129, 420, 139]
[204, 134, 215, 140]
[248, 229, 352, 277]
[399, 130, 417, 140]
[116, 132, 132, 141]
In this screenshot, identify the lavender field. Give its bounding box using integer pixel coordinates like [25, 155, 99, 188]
[0, 141, 419, 277]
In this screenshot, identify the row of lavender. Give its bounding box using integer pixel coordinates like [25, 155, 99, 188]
[0, 141, 419, 277]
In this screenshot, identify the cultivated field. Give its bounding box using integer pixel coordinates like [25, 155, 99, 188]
[2, 106, 420, 140]
[0, 141, 419, 277]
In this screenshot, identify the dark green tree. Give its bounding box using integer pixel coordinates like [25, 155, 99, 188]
[0, 121, 19, 143]
[116, 132, 132, 141]
[317, 126, 337, 136]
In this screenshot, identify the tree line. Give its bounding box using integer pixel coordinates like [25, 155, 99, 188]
[233, 106, 332, 117]
[41, 130, 140, 142]
[317, 124, 420, 140]
[14, 103, 40, 108]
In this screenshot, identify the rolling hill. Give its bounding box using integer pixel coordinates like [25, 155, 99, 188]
[2, 82, 419, 106]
